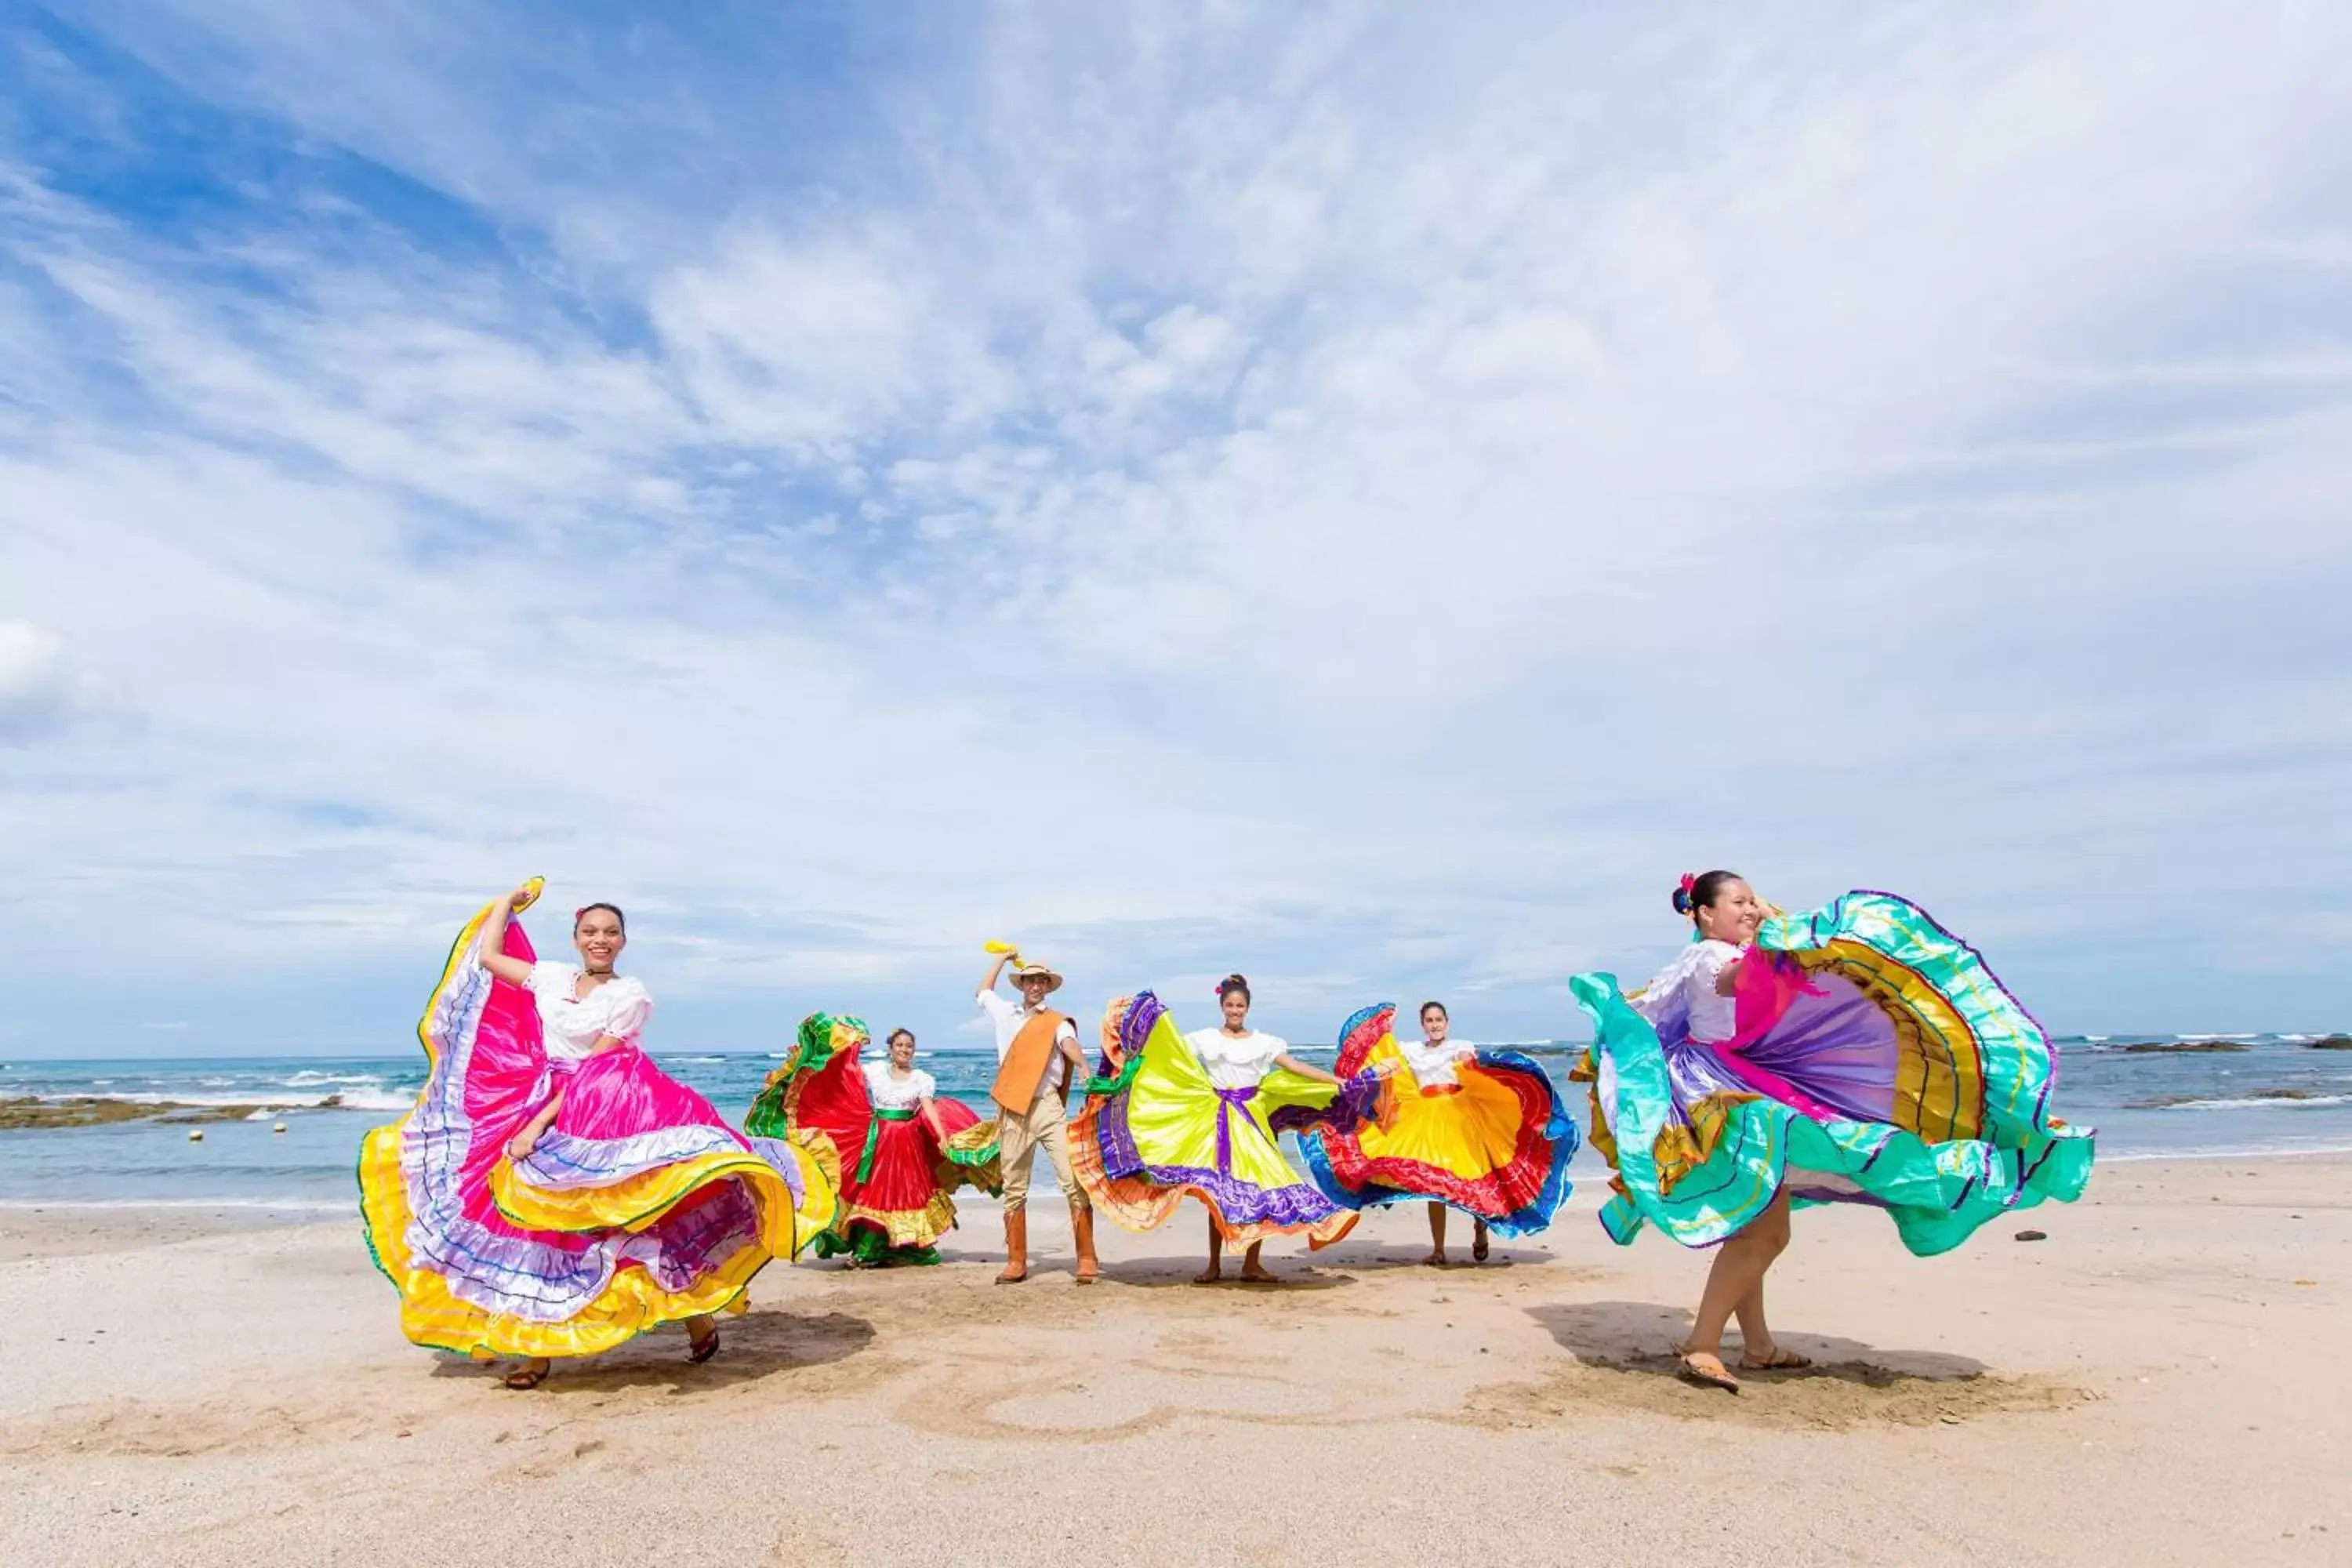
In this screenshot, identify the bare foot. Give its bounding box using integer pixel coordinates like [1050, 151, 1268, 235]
[1421, 1247, 1448, 1267]
[1193, 1264, 1223, 1285]
[1239, 1261, 1281, 1284]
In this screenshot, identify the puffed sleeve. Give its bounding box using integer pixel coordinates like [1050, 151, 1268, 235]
[524, 960, 571, 996]
[914, 1069, 937, 1099]
[600, 978, 652, 1041]
[1693, 941, 1743, 990]
[1629, 947, 1702, 1024]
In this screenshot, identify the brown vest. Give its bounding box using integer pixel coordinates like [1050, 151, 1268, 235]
[990, 1008, 1072, 1113]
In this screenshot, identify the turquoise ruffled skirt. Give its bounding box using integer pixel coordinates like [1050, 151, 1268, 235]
[1570, 890, 2095, 1256]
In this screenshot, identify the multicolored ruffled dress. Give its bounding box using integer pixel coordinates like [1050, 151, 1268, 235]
[1570, 889, 2096, 1255]
[1295, 1004, 1577, 1235]
[745, 1014, 1002, 1266]
[1071, 992, 1380, 1247]
[358, 885, 838, 1360]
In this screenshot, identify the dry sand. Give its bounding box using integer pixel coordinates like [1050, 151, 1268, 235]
[1, 1157, 2345, 1566]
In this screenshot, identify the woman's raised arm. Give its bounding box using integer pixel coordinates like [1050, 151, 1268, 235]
[477, 884, 540, 987]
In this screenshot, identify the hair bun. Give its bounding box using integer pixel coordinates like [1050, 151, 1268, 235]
[1671, 870, 1702, 917]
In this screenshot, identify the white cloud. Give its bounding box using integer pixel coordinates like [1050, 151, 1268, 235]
[0, 621, 114, 746]
[652, 226, 989, 450]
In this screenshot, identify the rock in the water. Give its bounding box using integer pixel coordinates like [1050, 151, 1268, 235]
[2121, 1040, 2248, 1054]
[3, 1093, 333, 1131]
[187, 1128, 204, 1142]
[2307, 1035, 2352, 1051]
[0, 1095, 169, 1130]
[158, 1103, 265, 1124]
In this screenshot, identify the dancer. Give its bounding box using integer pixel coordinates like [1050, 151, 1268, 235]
[1570, 873, 2096, 1392]
[746, 1017, 1000, 1268]
[977, 946, 1099, 1284]
[358, 881, 837, 1389]
[1297, 1000, 1577, 1264]
[1073, 975, 1382, 1283]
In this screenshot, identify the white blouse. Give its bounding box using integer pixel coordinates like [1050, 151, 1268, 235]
[862, 1061, 935, 1109]
[1630, 939, 1744, 1044]
[523, 962, 652, 1062]
[1396, 1036, 1473, 1089]
[1185, 1027, 1288, 1091]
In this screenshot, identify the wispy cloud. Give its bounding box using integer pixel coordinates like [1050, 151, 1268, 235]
[0, 617, 129, 746]
[1, 1, 2347, 1056]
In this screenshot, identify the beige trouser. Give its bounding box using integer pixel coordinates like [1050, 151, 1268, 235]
[997, 1081, 1083, 1214]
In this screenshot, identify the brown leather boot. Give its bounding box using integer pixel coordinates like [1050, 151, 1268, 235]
[1070, 1199, 1100, 1285]
[995, 1207, 1028, 1284]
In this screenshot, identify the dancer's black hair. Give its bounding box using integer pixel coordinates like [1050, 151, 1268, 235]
[1671, 872, 1740, 920]
[573, 902, 626, 932]
[1216, 973, 1251, 1004]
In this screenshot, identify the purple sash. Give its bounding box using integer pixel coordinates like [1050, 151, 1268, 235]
[1214, 1086, 1258, 1175]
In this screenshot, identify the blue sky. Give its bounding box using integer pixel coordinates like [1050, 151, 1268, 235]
[2, 1, 2349, 1059]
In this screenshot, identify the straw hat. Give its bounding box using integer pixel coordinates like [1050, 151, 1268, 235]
[1009, 957, 1065, 994]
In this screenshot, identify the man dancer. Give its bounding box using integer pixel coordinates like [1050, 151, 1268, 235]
[978, 947, 1099, 1284]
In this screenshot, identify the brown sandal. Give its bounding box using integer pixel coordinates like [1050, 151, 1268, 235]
[503, 1359, 550, 1390]
[1738, 1346, 1812, 1370]
[1674, 1348, 1740, 1392]
[687, 1327, 720, 1364]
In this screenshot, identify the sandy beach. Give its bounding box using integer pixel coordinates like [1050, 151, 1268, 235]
[1, 1156, 2343, 1567]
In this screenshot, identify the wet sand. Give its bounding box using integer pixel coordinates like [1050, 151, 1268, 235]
[1, 1157, 2345, 1566]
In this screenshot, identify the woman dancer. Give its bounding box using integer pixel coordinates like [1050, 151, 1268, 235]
[1073, 975, 1381, 1284]
[746, 1017, 999, 1268]
[1296, 1000, 1576, 1265]
[359, 881, 837, 1388]
[1570, 873, 2095, 1392]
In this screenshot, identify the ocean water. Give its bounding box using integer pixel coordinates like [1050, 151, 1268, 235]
[1, 1036, 2345, 1209]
